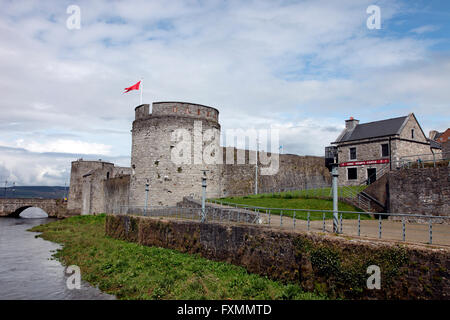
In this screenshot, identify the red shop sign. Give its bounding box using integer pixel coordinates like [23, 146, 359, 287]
[339, 159, 389, 167]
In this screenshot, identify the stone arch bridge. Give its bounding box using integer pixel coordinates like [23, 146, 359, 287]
[0, 198, 68, 218]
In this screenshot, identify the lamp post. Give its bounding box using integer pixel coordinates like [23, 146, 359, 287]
[332, 164, 339, 233]
[325, 146, 339, 234]
[255, 136, 259, 195]
[201, 171, 208, 223]
[144, 179, 149, 216]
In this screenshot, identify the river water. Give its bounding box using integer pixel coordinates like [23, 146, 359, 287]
[0, 217, 115, 300]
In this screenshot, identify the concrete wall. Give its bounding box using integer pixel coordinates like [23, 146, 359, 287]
[106, 214, 450, 299]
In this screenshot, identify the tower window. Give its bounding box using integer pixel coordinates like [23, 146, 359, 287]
[411, 129, 414, 139]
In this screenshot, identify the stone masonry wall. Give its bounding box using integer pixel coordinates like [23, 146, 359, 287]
[221, 149, 330, 196]
[152, 101, 219, 122]
[106, 214, 450, 299]
[129, 102, 222, 207]
[68, 160, 115, 215]
[176, 196, 261, 223]
[0, 198, 68, 217]
[389, 166, 449, 216]
[337, 115, 433, 186]
[104, 175, 130, 214]
[337, 139, 391, 186]
[81, 163, 115, 215]
[391, 139, 431, 165]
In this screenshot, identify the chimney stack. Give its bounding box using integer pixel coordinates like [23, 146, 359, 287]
[429, 130, 439, 140]
[345, 117, 359, 130]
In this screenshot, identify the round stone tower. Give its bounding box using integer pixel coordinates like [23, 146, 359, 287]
[129, 102, 222, 207]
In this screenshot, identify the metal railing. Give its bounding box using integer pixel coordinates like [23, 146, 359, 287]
[257, 181, 331, 195]
[238, 182, 376, 212]
[207, 200, 450, 246]
[115, 202, 450, 246]
[394, 151, 450, 169]
[117, 205, 262, 224]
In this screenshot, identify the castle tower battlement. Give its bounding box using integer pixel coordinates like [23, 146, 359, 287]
[135, 101, 219, 123]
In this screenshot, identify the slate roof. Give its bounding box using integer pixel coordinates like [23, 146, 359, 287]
[335, 116, 408, 143]
[428, 139, 442, 149]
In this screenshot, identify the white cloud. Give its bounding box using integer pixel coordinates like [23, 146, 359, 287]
[0, 0, 448, 185]
[0, 146, 129, 186]
[0, 139, 112, 155]
[410, 25, 439, 34]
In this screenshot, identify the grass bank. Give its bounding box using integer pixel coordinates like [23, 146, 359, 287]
[29, 215, 326, 300]
[252, 185, 367, 199]
[212, 194, 370, 221]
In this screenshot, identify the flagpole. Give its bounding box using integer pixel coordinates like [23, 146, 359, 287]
[140, 78, 143, 105]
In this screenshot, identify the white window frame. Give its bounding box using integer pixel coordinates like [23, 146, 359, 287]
[381, 143, 389, 158]
[347, 167, 358, 180]
[349, 147, 357, 160]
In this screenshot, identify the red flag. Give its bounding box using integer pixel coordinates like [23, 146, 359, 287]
[124, 81, 141, 93]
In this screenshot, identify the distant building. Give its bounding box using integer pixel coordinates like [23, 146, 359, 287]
[331, 113, 437, 186]
[430, 128, 450, 157]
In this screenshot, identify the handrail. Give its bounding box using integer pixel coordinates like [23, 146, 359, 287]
[208, 200, 450, 219]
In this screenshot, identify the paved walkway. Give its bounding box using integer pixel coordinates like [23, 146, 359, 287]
[203, 202, 450, 247]
[147, 204, 450, 248]
[256, 213, 450, 248]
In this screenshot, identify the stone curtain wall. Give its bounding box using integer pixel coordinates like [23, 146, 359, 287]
[104, 175, 131, 214]
[67, 160, 115, 215]
[389, 167, 449, 216]
[106, 214, 450, 300]
[222, 151, 330, 196]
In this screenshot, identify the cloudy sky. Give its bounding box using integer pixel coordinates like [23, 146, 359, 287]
[0, 0, 449, 186]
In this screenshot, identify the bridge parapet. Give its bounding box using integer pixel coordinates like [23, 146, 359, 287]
[0, 198, 69, 218]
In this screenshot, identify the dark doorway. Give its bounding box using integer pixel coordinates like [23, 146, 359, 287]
[367, 168, 377, 185]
